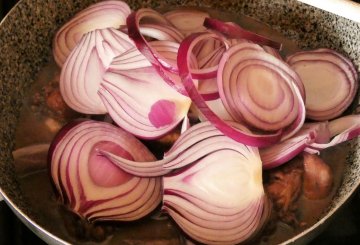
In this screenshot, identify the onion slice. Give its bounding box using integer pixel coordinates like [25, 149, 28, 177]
[261, 123, 321, 169]
[309, 115, 360, 151]
[217, 42, 305, 135]
[177, 32, 285, 147]
[126, 8, 188, 94]
[204, 17, 282, 50]
[53, 0, 131, 67]
[164, 9, 210, 36]
[287, 48, 358, 121]
[127, 9, 227, 84]
[48, 120, 161, 221]
[261, 115, 360, 169]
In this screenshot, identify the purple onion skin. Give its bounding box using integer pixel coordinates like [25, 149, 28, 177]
[47, 119, 87, 199]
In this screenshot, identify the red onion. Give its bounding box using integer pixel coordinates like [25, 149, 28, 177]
[126, 9, 225, 84]
[126, 8, 189, 94]
[217, 42, 305, 134]
[261, 115, 360, 169]
[287, 48, 358, 121]
[190, 37, 230, 81]
[195, 40, 227, 99]
[98, 41, 193, 139]
[49, 5, 360, 244]
[53, 0, 131, 67]
[164, 9, 210, 36]
[60, 28, 134, 114]
[60, 25, 193, 139]
[48, 120, 161, 221]
[260, 123, 322, 169]
[204, 18, 282, 50]
[101, 121, 270, 244]
[309, 114, 360, 151]
[162, 123, 270, 245]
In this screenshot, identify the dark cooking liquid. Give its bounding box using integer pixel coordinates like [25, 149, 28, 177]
[13, 8, 348, 245]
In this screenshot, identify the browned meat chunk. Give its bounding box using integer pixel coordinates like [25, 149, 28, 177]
[303, 152, 333, 200]
[46, 89, 68, 116]
[265, 158, 303, 225]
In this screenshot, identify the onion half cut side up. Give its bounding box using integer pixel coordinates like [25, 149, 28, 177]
[48, 120, 161, 221]
[53, 0, 131, 67]
[100, 122, 271, 244]
[162, 122, 270, 245]
[98, 41, 193, 139]
[60, 28, 134, 114]
[60, 28, 192, 139]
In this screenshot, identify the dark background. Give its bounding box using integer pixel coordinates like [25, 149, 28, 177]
[0, 0, 360, 244]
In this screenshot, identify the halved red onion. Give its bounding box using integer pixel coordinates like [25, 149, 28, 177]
[287, 48, 358, 121]
[60, 28, 134, 114]
[217, 42, 305, 134]
[164, 9, 210, 36]
[261, 115, 360, 169]
[98, 41, 193, 139]
[162, 124, 269, 244]
[48, 120, 161, 221]
[204, 18, 282, 50]
[53, 0, 131, 67]
[99, 121, 270, 243]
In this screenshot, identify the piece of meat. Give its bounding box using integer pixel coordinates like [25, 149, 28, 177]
[46, 89, 68, 116]
[265, 158, 303, 225]
[302, 152, 333, 200]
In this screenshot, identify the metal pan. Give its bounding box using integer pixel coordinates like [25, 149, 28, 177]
[0, 0, 359, 244]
